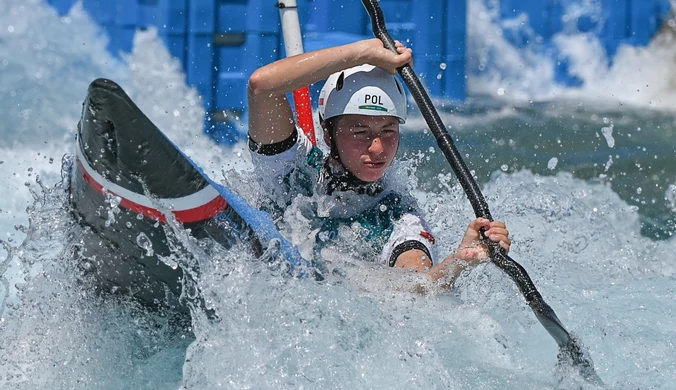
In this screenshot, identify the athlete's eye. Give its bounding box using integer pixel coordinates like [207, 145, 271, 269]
[350, 126, 369, 135]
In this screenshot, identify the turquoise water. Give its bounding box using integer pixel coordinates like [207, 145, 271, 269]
[1, 0, 676, 388]
[401, 98, 676, 239]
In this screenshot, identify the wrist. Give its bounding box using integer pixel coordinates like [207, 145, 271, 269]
[350, 39, 380, 66]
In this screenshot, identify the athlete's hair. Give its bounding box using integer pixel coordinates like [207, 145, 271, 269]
[322, 117, 340, 159]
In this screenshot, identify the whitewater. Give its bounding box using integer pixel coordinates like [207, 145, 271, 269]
[1, 0, 675, 388]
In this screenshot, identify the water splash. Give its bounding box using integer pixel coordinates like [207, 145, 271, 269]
[601, 121, 615, 148]
[1, 0, 676, 388]
[468, 0, 676, 110]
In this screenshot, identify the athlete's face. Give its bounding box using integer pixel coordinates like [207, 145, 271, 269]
[329, 114, 400, 182]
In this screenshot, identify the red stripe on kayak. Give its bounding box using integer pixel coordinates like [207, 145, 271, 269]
[77, 160, 228, 223]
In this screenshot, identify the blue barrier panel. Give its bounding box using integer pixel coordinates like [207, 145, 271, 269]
[47, 0, 76, 15]
[207, 115, 247, 145]
[46, 0, 468, 142]
[446, 0, 466, 58]
[138, 0, 158, 28]
[189, 0, 216, 33]
[140, 0, 188, 63]
[187, 0, 216, 111]
[295, 0, 316, 33]
[246, 0, 280, 33]
[411, 0, 447, 97]
[500, 0, 565, 41]
[217, 0, 248, 33]
[216, 71, 247, 110]
[115, 0, 140, 26]
[52, 0, 672, 138]
[305, 0, 367, 34]
[628, 0, 671, 45]
[544, 42, 583, 87]
[377, 0, 416, 43]
[137, 0, 188, 33]
[187, 33, 215, 107]
[383, 0, 414, 23]
[445, 0, 466, 100]
[82, 0, 115, 24]
[50, 0, 672, 135]
[496, 0, 669, 86]
[501, 0, 546, 38]
[208, 1, 283, 143]
[107, 25, 136, 55]
[214, 36, 247, 110]
[599, 0, 629, 57]
[160, 34, 188, 64]
[442, 57, 466, 100]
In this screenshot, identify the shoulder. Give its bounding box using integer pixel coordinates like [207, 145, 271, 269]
[249, 127, 322, 172]
[378, 197, 437, 266]
[249, 128, 324, 211]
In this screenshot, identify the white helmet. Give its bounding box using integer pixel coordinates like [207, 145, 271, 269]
[318, 64, 407, 124]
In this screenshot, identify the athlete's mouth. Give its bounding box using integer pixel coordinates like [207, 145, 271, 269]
[364, 161, 386, 168]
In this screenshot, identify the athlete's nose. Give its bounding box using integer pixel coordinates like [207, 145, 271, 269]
[368, 137, 384, 155]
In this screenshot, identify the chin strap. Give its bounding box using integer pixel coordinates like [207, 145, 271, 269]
[318, 157, 384, 196]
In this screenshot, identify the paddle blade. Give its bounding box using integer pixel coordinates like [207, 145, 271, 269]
[558, 333, 604, 385]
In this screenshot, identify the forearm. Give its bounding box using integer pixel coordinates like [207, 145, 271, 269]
[247, 41, 373, 144]
[394, 249, 467, 285]
[424, 254, 467, 284]
[248, 41, 371, 97]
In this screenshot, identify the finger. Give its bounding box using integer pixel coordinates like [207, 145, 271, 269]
[398, 52, 413, 67]
[499, 240, 510, 252]
[489, 221, 506, 229]
[488, 234, 510, 245]
[485, 227, 509, 237]
[486, 228, 510, 241]
[395, 43, 405, 53]
[468, 218, 491, 231]
[396, 48, 411, 60]
[490, 235, 511, 249]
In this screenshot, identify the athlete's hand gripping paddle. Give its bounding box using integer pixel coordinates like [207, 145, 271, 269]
[361, 0, 602, 383]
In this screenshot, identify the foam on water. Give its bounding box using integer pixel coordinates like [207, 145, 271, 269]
[1, 0, 676, 388]
[0, 0, 125, 146]
[0, 0, 125, 260]
[0, 178, 192, 389]
[468, 0, 676, 111]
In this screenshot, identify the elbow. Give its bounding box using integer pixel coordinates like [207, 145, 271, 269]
[247, 69, 268, 97]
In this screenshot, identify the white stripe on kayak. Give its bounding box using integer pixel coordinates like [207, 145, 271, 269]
[75, 141, 221, 211]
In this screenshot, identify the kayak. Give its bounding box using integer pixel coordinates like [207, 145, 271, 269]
[68, 78, 306, 314]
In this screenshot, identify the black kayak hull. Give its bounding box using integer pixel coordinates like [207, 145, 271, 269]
[69, 78, 262, 313]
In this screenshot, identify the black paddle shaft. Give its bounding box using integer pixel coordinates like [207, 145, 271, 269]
[361, 0, 601, 382]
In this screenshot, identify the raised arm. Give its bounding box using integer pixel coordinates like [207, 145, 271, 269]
[247, 38, 412, 144]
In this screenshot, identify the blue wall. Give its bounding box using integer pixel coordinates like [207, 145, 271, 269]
[498, 0, 671, 86]
[299, 0, 467, 104]
[46, 0, 670, 145]
[45, 0, 468, 144]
